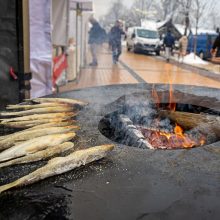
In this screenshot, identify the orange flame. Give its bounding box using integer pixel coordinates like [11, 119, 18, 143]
[159, 124, 206, 149]
[149, 78, 206, 149]
[152, 85, 160, 108]
[168, 80, 176, 111]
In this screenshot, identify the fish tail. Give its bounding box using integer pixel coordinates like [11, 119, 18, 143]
[0, 160, 12, 169]
[0, 181, 18, 194]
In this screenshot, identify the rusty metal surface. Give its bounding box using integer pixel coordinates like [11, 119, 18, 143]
[0, 83, 220, 220]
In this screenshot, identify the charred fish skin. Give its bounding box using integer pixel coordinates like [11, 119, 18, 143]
[0, 132, 76, 162]
[0, 142, 75, 169]
[0, 144, 114, 194]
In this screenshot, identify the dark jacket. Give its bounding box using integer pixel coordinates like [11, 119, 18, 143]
[109, 26, 125, 44]
[164, 32, 175, 48]
[88, 22, 106, 44]
[212, 34, 220, 56]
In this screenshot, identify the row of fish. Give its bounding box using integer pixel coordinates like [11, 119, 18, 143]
[0, 144, 114, 193]
[0, 98, 114, 193]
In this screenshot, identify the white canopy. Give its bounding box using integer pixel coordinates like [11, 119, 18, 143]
[29, 0, 53, 98]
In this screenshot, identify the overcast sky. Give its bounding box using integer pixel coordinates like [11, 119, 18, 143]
[93, 0, 134, 19]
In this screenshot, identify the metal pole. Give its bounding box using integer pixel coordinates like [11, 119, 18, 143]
[75, 3, 79, 77]
[66, 0, 70, 45]
[80, 3, 83, 69]
[16, 0, 31, 102]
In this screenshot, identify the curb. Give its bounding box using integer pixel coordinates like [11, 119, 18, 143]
[159, 55, 220, 81]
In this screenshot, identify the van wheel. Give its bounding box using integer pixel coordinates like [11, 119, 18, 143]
[127, 46, 131, 51]
[199, 51, 204, 60]
[156, 50, 160, 56]
[133, 46, 139, 54]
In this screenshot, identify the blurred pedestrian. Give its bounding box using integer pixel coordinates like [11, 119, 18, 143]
[163, 30, 175, 62]
[88, 17, 106, 66]
[178, 35, 188, 62]
[109, 20, 125, 64]
[211, 32, 220, 57]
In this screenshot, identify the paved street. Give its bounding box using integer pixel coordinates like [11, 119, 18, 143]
[59, 46, 220, 93]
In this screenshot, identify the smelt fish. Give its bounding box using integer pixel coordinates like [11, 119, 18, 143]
[29, 98, 88, 106]
[0, 112, 77, 123]
[6, 102, 70, 110]
[0, 126, 79, 151]
[0, 106, 74, 117]
[0, 142, 75, 169]
[1, 118, 74, 128]
[26, 121, 77, 130]
[0, 144, 114, 193]
[0, 132, 76, 162]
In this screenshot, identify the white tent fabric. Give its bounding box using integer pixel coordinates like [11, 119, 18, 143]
[29, 0, 53, 98]
[52, 0, 68, 46]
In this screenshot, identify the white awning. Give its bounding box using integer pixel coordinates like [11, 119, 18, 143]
[69, 0, 93, 11]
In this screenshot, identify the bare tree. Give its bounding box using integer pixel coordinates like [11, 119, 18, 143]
[203, 0, 218, 30]
[131, 0, 155, 24]
[101, 0, 126, 28]
[191, 0, 207, 55]
[153, 0, 180, 20]
[177, 0, 193, 35]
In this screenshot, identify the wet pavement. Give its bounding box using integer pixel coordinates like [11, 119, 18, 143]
[59, 46, 220, 93]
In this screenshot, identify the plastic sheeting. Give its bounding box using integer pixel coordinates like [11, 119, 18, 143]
[0, 0, 19, 108]
[29, 0, 53, 98]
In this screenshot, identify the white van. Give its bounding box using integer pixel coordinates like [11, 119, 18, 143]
[126, 27, 161, 55]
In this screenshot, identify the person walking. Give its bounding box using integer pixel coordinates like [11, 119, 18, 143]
[211, 32, 220, 57]
[163, 30, 175, 62]
[109, 20, 125, 64]
[88, 17, 105, 66]
[178, 35, 188, 62]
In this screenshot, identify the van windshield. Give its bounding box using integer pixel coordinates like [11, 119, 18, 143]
[137, 29, 158, 39]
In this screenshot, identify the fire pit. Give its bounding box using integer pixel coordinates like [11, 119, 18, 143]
[99, 91, 220, 150]
[0, 84, 220, 220]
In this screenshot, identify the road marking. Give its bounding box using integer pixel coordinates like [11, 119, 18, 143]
[119, 60, 146, 83]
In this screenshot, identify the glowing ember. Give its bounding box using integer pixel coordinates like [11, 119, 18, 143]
[150, 84, 206, 149]
[139, 124, 206, 149]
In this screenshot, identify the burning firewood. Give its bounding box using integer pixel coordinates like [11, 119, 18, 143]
[158, 110, 220, 137]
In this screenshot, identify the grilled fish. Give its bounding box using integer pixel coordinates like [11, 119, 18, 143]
[0, 112, 76, 123]
[26, 121, 77, 130]
[0, 142, 75, 169]
[0, 132, 76, 162]
[1, 118, 74, 128]
[0, 126, 79, 151]
[0, 106, 74, 117]
[0, 121, 77, 140]
[0, 144, 114, 193]
[6, 102, 70, 110]
[29, 98, 88, 106]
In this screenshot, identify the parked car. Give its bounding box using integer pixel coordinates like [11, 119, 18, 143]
[126, 27, 161, 55]
[187, 33, 218, 59]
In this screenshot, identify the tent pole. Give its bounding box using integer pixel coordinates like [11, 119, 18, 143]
[16, 0, 31, 102]
[75, 3, 79, 79]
